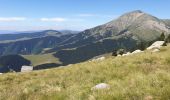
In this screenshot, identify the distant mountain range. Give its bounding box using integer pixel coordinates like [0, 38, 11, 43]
[0, 30, 18, 34]
[0, 30, 79, 42]
[0, 30, 76, 55]
[59, 30, 80, 34]
[48, 10, 170, 64]
[163, 19, 170, 27]
[0, 10, 170, 69]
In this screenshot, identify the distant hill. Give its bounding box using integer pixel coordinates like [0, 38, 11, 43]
[59, 30, 80, 34]
[0, 55, 31, 73]
[0, 34, 75, 55]
[46, 10, 170, 64]
[0, 30, 77, 56]
[0, 10, 170, 66]
[0, 30, 18, 34]
[0, 30, 63, 42]
[53, 10, 169, 49]
[163, 19, 170, 27]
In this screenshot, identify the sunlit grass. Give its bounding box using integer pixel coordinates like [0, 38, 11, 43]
[0, 45, 170, 100]
[22, 53, 60, 66]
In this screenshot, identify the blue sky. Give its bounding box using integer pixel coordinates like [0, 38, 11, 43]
[0, 0, 170, 31]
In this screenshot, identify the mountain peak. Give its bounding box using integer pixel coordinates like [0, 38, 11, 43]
[130, 10, 143, 14]
[99, 10, 169, 37]
[105, 10, 146, 30]
[121, 10, 145, 17]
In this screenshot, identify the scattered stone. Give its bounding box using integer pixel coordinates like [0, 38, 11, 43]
[117, 54, 122, 57]
[96, 57, 105, 60]
[117, 50, 144, 57]
[21, 65, 33, 72]
[152, 48, 160, 52]
[91, 83, 110, 90]
[122, 52, 131, 56]
[144, 95, 153, 100]
[91, 56, 105, 61]
[147, 41, 165, 50]
[67, 64, 72, 66]
[132, 50, 143, 54]
[59, 66, 65, 68]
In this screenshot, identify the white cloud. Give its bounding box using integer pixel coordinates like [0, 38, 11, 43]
[0, 17, 26, 22]
[40, 17, 67, 22]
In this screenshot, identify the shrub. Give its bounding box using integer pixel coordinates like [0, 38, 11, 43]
[165, 34, 170, 43]
[116, 49, 126, 55]
[159, 32, 165, 41]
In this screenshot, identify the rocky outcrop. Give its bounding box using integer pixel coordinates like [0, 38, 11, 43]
[147, 41, 165, 50]
[152, 48, 160, 52]
[131, 50, 143, 54]
[21, 66, 33, 72]
[91, 56, 105, 62]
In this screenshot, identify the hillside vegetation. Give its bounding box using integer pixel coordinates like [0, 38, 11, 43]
[46, 10, 170, 65]
[0, 30, 62, 42]
[0, 31, 75, 55]
[22, 53, 60, 66]
[1, 11, 170, 61]
[0, 55, 31, 73]
[0, 45, 170, 100]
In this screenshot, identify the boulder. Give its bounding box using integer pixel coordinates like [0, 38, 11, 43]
[96, 57, 105, 60]
[147, 41, 165, 50]
[91, 56, 105, 61]
[152, 48, 160, 52]
[67, 64, 72, 66]
[117, 54, 122, 57]
[21, 66, 33, 72]
[0, 73, 2, 75]
[122, 52, 131, 56]
[132, 50, 143, 54]
[91, 83, 110, 90]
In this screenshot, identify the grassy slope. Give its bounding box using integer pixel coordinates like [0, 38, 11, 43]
[0, 45, 170, 100]
[22, 53, 60, 66]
